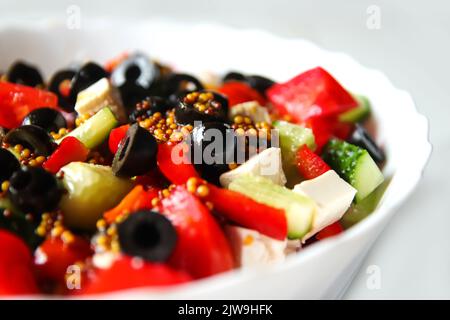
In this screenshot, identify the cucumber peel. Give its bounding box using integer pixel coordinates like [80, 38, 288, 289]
[340, 178, 390, 228]
[323, 139, 384, 202]
[339, 94, 371, 123]
[273, 120, 316, 186]
[228, 174, 316, 239]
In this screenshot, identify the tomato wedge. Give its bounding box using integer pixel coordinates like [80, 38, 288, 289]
[159, 186, 234, 278]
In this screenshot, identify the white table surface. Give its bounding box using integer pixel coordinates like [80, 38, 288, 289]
[1, 0, 448, 299]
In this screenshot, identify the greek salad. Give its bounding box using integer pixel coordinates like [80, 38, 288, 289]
[0, 53, 386, 295]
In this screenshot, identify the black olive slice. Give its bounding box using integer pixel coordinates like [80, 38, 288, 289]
[0, 148, 20, 181]
[111, 53, 159, 90]
[4, 125, 55, 156]
[48, 69, 77, 112]
[348, 124, 386, 163]
[22, 108, 67, 133]
[118, 210, 177, 262]
[70, 62, 108, 104]
[245, 75, 275, 95]
[175, 90, 229, 125]
[7, 61, 44, 87]
[112, 123, 158, 177]
[222, 71, 246, 83]
[129, 96, 171, 123]
[8, 166, 62, 214]
[189, 122, 236, 185]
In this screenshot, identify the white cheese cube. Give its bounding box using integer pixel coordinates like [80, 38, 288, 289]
[75, 78, 126, 123]
[229, 101, 271, 124]
[220, 147, 287, 188]
[225, 226, 287, 268]
[293, 170, 357, 241]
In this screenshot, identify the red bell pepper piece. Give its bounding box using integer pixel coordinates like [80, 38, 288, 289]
[206, 184, 287, 240]
[315, 221, 344, 240]
[108, 124, 130, 154]
[267, 67, 358, 123]
[218, 81, 266, 106]
[0, 230, 39, 295]
[104, 52, 129, 73]
[0, 81, 59, 129]
[103, 185, 159, 224]
[43, 136, 89, 174]
[157, 142, 199, 184]
[159, 186, 234, 278]
[296, 145, 330, 180]
[34, 236, 92, 286]
[306, 116, 354, 153]
[81, 256, 191, 294]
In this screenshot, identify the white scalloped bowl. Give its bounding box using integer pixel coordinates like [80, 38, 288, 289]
[0, 20, 431, 299]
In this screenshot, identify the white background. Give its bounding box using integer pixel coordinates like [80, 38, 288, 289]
[0, 0, 449, 299]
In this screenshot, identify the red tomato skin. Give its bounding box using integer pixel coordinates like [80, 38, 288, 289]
[0, 81, 59, 129]
[43, 136, 89, 174]
[108, 124, 130, 154]
[0, 231, 39, 295]
[296, 145, 331, 180]
[267, 67, 357, 123]
[159, 186, 234, 279]
[206, 184, 288, 240]
[81, 256, 191, 294]
[316, 222, 344, 240]
[218, 81, 266, 106]
[34, 236, 92, 284]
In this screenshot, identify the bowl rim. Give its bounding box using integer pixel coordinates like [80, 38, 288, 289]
[0, 19, 432, 299]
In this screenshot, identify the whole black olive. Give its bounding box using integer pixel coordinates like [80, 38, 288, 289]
[7, 61, 44, 87]
[0, 148, 20, 182]
[8, 166, 62, 214]
[22, 108, 67, 133]
[112, 123, 158, 177]
[245, 75, 276, 95]
[348, 123, 386, 163]
[118, 210, 177, 262]
[189, 122, 236, 185]
[111, 53, 160, 90]
[222, 71, 246, 83]
[70, 62, 108, 104]
[175, 90, 229, 125]
[129, 96, 171, 123]
[48, 69, 77, 112]
[4, 125, 55, 156]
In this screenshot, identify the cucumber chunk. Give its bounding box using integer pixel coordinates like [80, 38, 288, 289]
[59, 162, 133, 230]
[273, 120, 316, 186]
[323, 139, 384, 202]
[62, 107, 118, 149]
[228, 174, 316, 239]
[339, 94, 371, 123]
[340, 179, 390, 228]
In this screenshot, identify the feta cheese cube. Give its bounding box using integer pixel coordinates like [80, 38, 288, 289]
[293, 170, 357, 241]
[220, 147, 287, 188]
[75, 78, 126, 123]
[225, 226, 288, 268]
